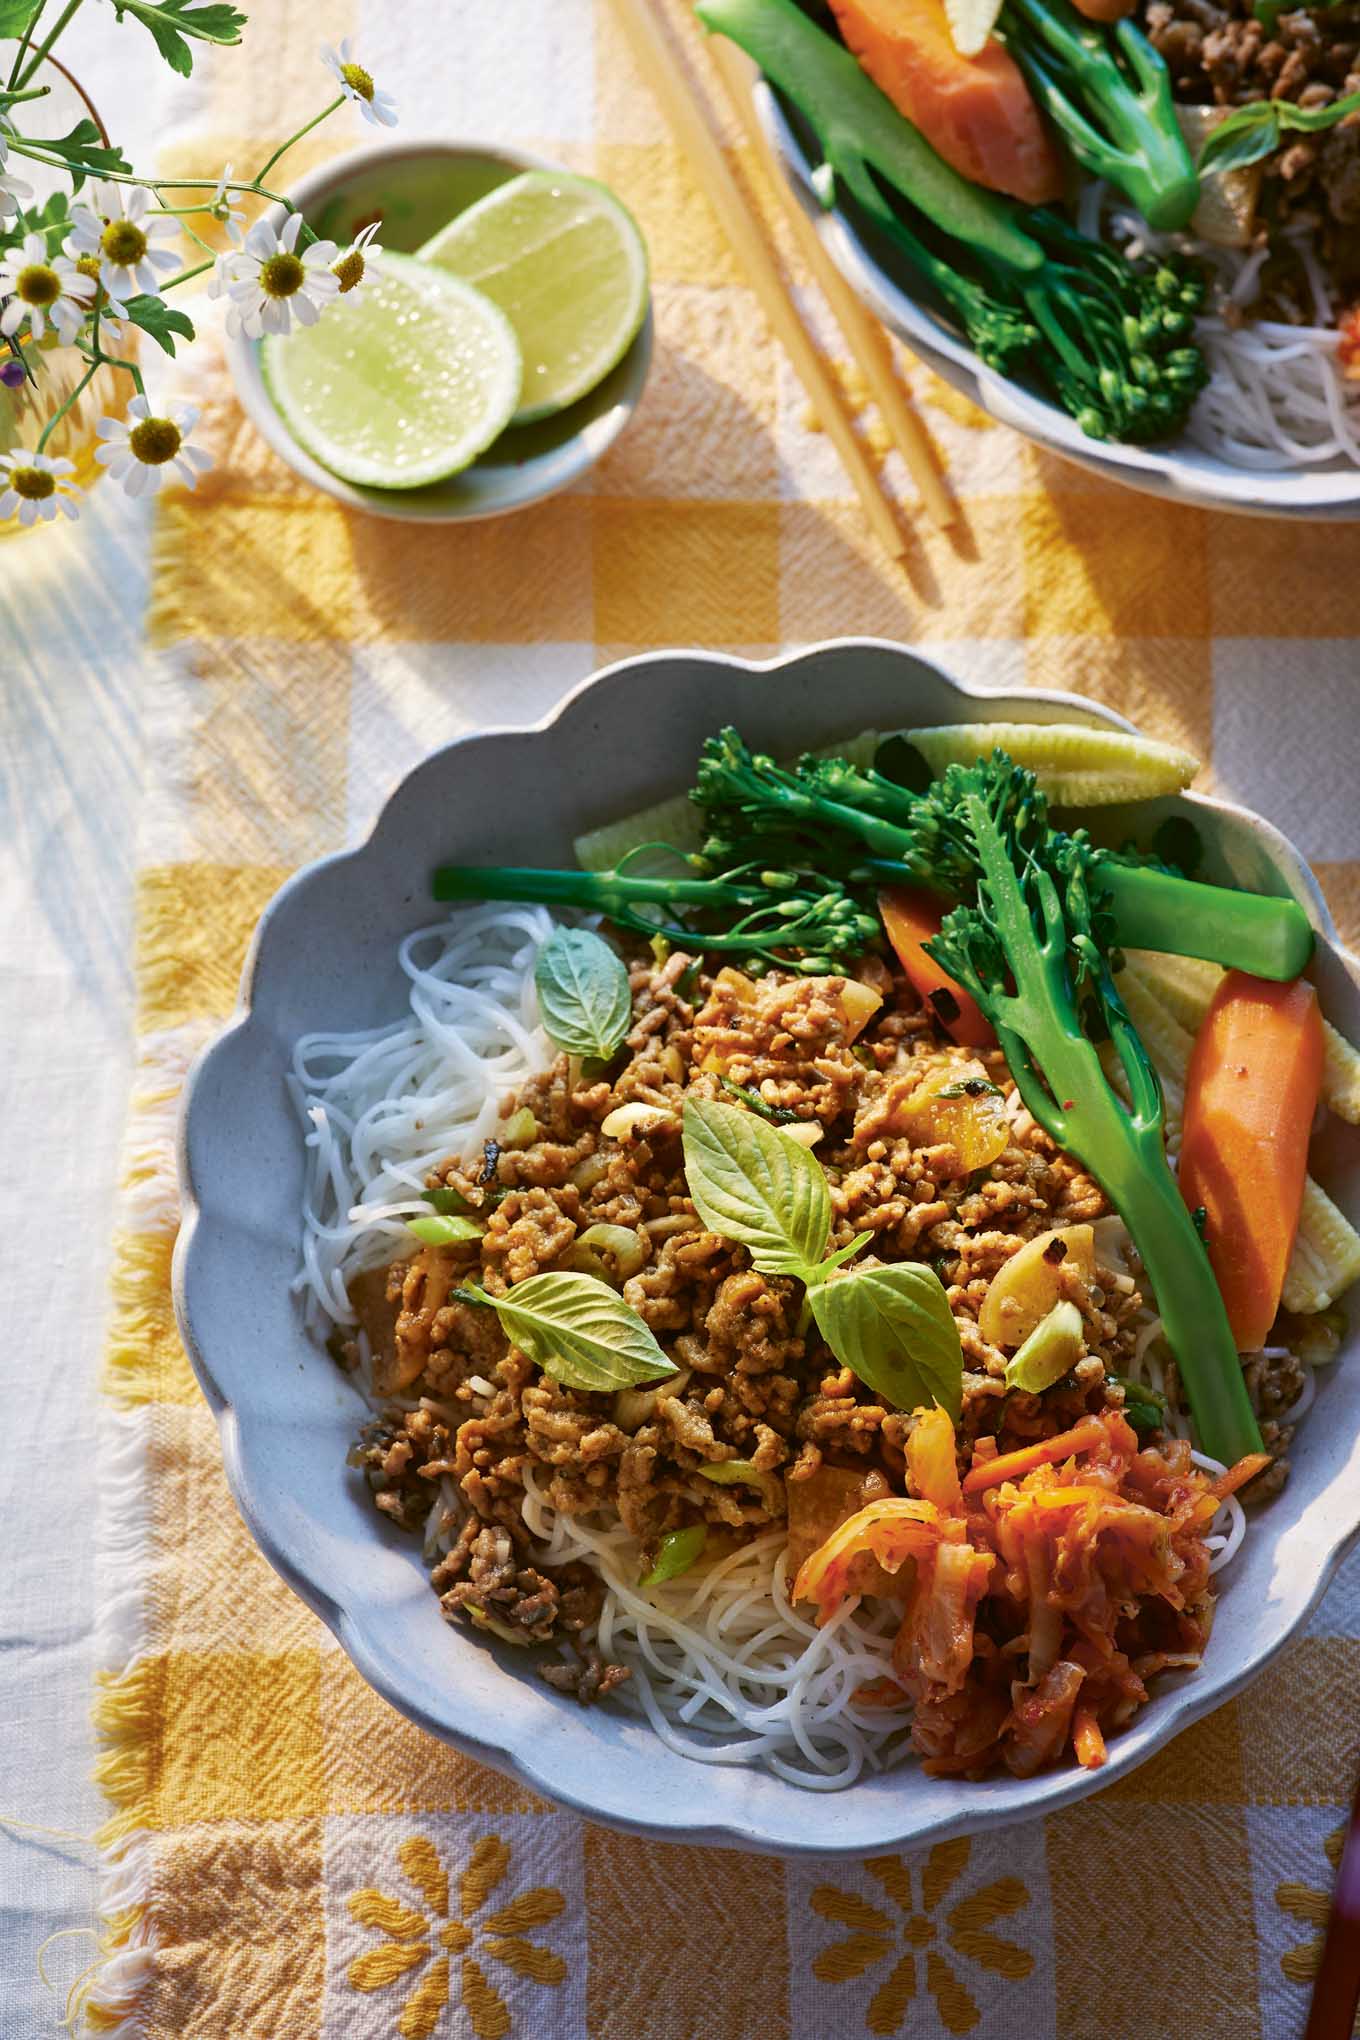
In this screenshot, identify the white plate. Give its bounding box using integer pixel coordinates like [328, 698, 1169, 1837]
[226, 138, 652, 524]
[174, 640, 1360, 1853]
[752, 81, 1360, 520]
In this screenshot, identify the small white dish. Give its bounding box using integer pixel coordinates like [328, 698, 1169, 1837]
[752, 79, 1360, 520]
[226, 138, 653, 524]
[174, 640, 1360, 1855]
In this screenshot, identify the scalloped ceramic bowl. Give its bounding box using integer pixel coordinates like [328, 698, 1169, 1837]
[751, 80, 1360, 520]
[174, 640, 1360, 1854]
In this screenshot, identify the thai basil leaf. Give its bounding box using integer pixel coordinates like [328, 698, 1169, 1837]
[718, 1074, 801, 1123]
[534, 926, 632, 1061]
[809, 1263, 963, 1420]
[1198, 89, 1360, 177]
[1278, 88, 1360, 132]
[681, 1096, 829, 1278]
[477, 1271, 677, 1394]
[1196, 103, 1279, 176]
[814, 1230, 875, 1277]
[407, 1213, 484, 1247]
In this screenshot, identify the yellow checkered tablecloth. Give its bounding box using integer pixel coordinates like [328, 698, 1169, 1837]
[83, 1, 1360, 2034]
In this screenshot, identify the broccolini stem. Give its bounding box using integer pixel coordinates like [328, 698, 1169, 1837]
[431, 860, 882, 971]
[433, 863, 769, 913]
[939, 791, 1263, 1465]
[1101, 864, 1314, 980]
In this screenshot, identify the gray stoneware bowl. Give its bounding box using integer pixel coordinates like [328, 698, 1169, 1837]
[174, 640, 1360, 1854]
[751, 78, 1360, 519]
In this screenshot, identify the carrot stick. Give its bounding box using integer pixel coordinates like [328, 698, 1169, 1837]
[1072, 1704, 1107, 1768]
[1210, 1452, 1273, 1501]
[962, 1414, 1110, 1493]
[1179, 971, 1324, 1353]
[828, 0, 1065, 204]
[878, 886, 996, 1048]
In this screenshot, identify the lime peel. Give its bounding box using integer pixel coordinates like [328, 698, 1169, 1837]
[420, 169, 649, 426]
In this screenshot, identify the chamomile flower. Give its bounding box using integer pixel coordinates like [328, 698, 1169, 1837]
[66, 182, 178, 300]
[0, 135, 32, 221]
[0, 235, 94, 344]
[209, 211, 339, 338]
[331, 219, 382, 300]
[95, 396, 213, 498]
[208, 162, 246, 231]
[321, 39, 398, 126]
[0, 448, 81, 525]
[70, 253, 132, 343]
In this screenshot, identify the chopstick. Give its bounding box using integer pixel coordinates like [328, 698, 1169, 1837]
[705, 34, 956, 531]
[1304, 1768, 1360, 2040]
[604, 0, 908, 561]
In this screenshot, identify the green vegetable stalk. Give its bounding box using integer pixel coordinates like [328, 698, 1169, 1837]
[695, 731, 1314, 981]
[696, 0, 1207, 445]
[433, 853, 883, 974]
[919, 760, 1262, 1463]
[1000, 0, 1198, 231]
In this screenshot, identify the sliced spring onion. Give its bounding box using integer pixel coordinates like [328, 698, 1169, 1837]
[567, 1222, 647, 1284]
[499, 1106, 537, 1149]
[696, 1459, 763, 1487]
[408, 1213, 486, 1247]
[640, 1524, 708, 1586]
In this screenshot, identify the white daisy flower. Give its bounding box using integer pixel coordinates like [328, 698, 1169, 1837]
[321, 39, 398, 126]
[0, 171, 32, 223]
[0, 136, 32, 221]
[208, 162, 246, 230]
[331, 219, 382, 300]
[94, 396, 213, 499]
[68, 253, 132, 342]
[0, 447, 81, 525]
[0, 235, 95, 343]
[209, 211, 340, 339]
[66, 181, 178, 301]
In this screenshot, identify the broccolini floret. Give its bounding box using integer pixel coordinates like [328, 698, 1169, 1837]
[1000, 0, 1199, 232]
[697, 0, 1208, 445]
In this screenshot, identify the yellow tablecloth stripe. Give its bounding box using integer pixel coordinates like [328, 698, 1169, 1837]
[84, 2, 1360, 2034]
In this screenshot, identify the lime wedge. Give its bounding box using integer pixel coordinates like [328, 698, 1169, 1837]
[902, 722, 1201, 806]
[420, 170, 649, 425]
[260, 250, 522, 489]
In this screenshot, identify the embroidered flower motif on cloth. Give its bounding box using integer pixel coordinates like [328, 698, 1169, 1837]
[809, 1837, 1034, 2036]
[1276, 1823, 1359, 2032]
[346, 1831, 567, 2038]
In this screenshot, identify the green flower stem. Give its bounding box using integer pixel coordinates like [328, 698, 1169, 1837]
[6, 143, 303, 219]
[7, 0, 48, 88]
[252, 96, 343, 185]
[158, 257, 214, 291]
[165, 217, 218, 258]
[16, 0, 86, 89]
[35, 351, 96, 452]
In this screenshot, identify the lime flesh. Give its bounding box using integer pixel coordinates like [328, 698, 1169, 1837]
[260, 250, 523, 489]
[420, 170, 649, 425]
